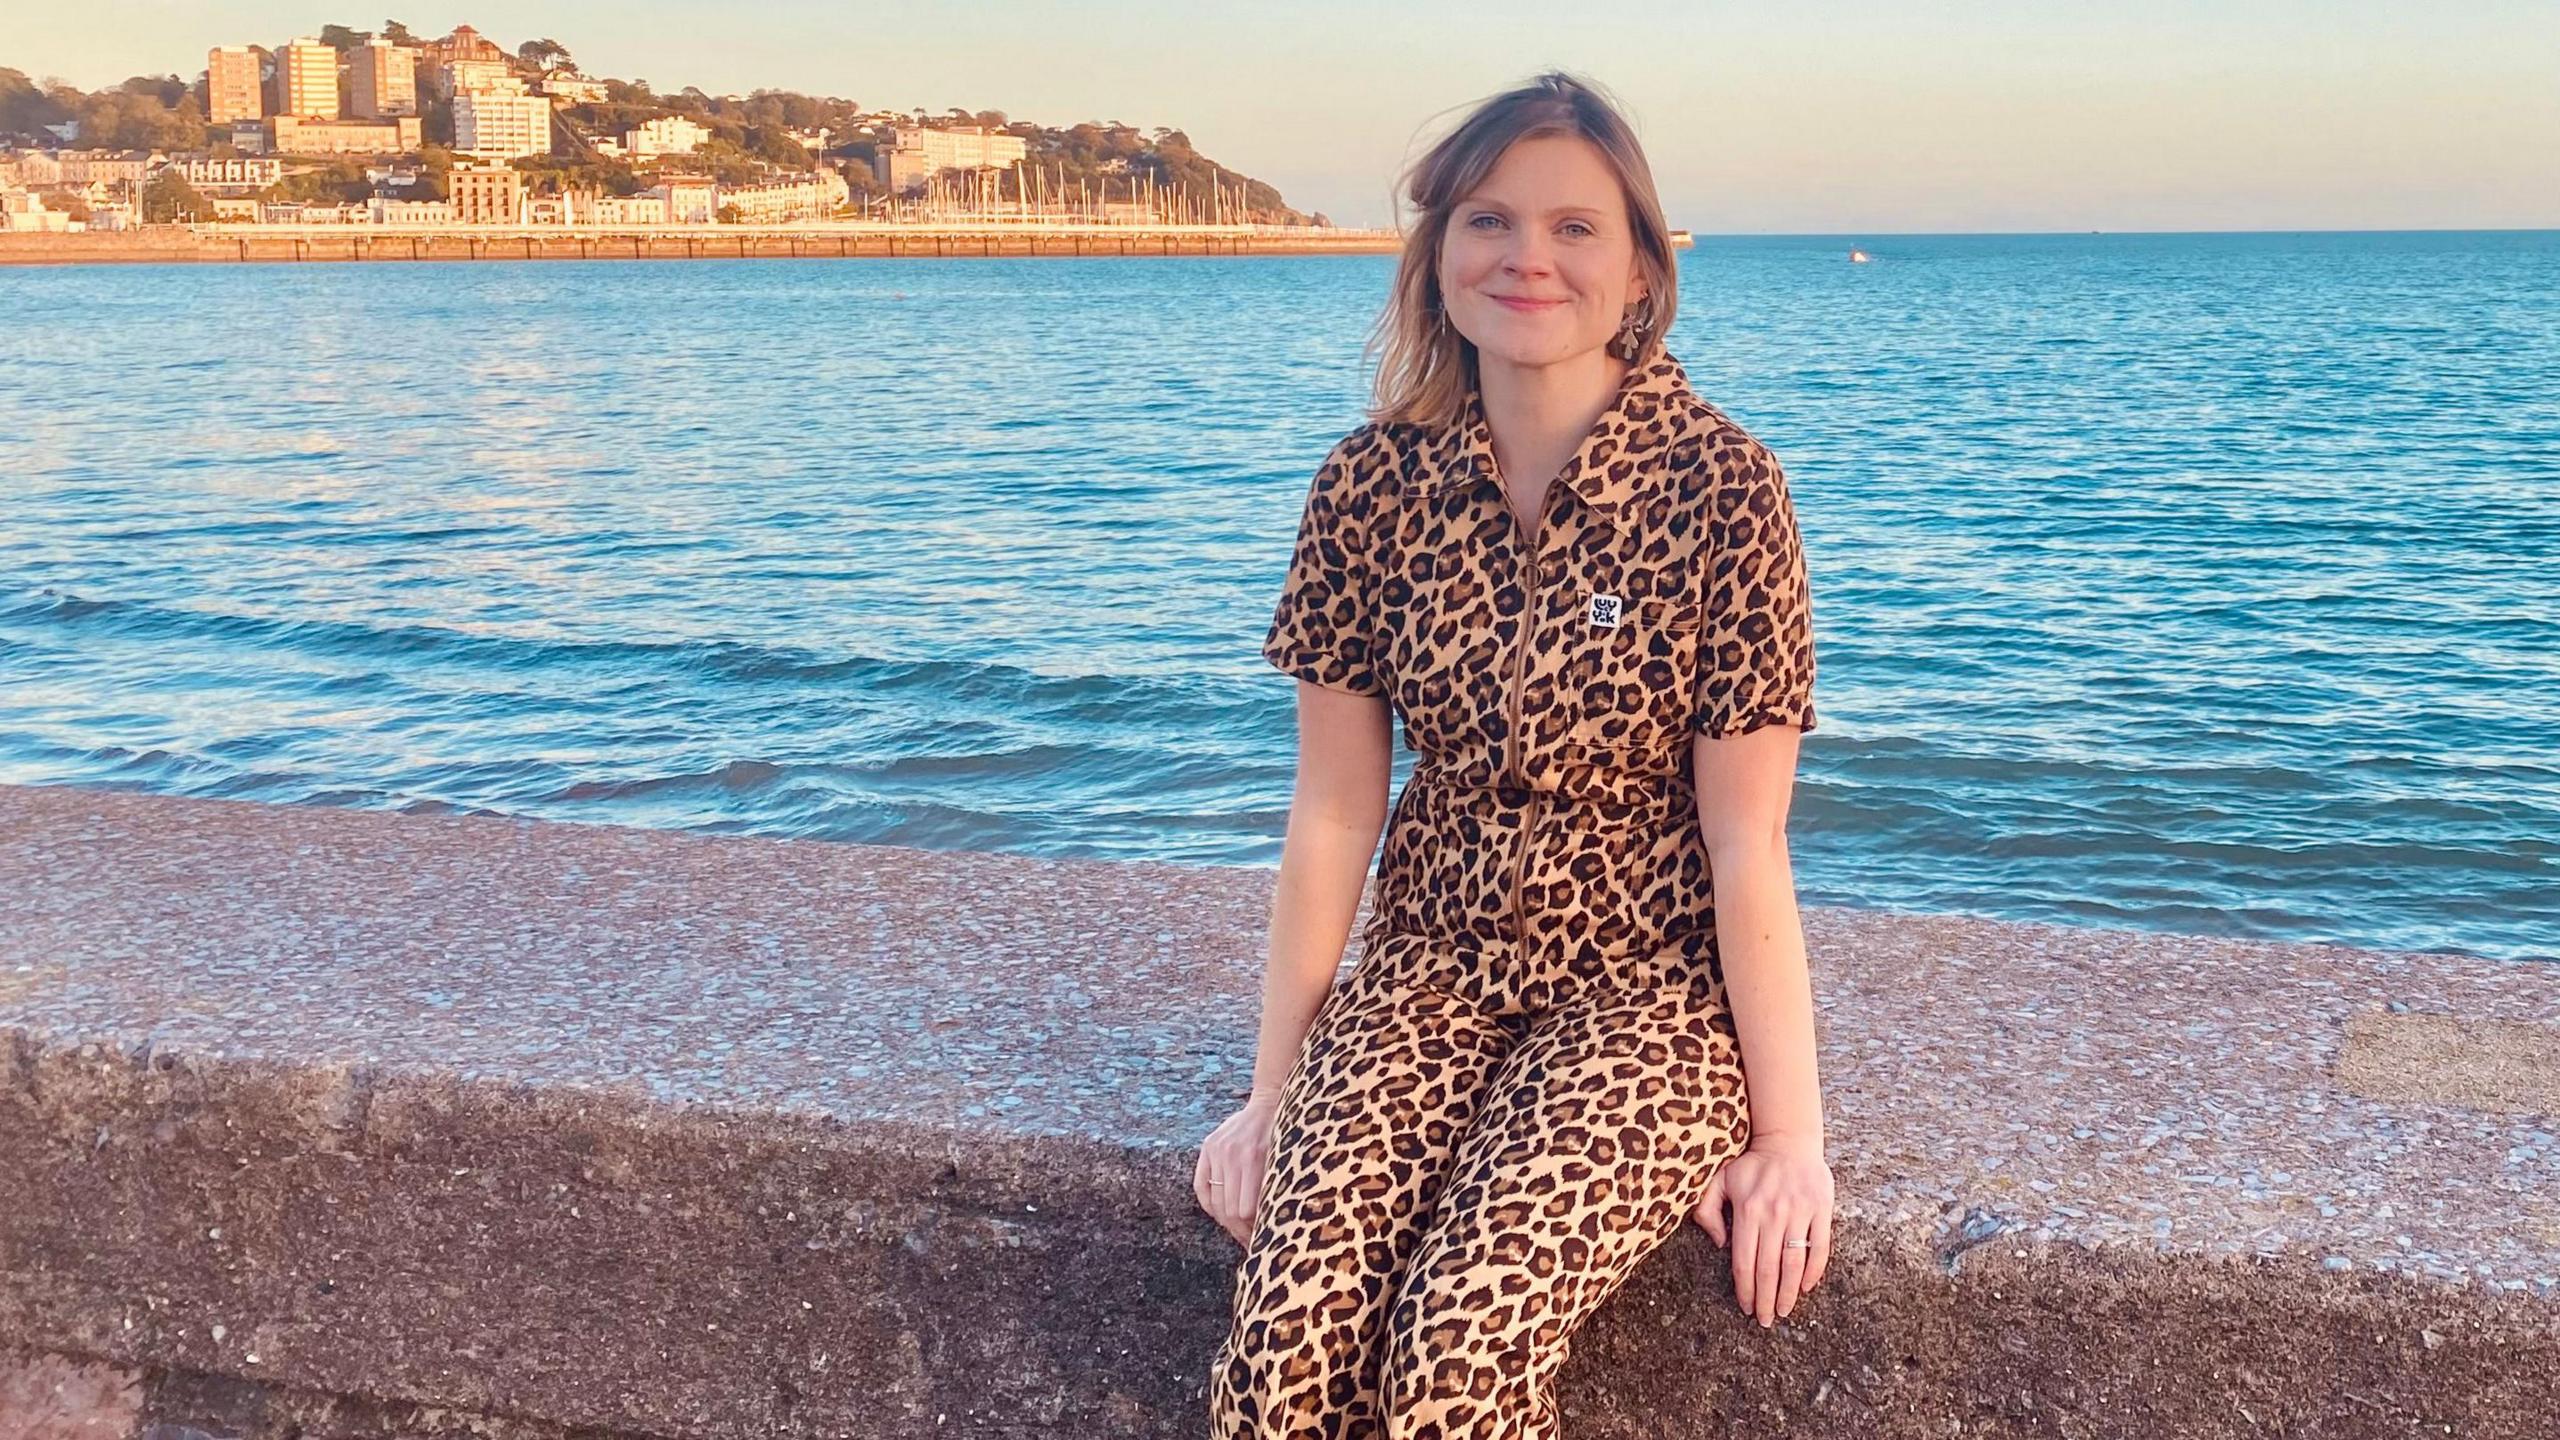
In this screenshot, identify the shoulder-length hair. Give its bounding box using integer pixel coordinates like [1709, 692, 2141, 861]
[1365, 70, 1680, 431]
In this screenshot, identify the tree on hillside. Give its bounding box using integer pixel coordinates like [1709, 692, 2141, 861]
[70, 84, 204, 150]
[261, 160, 372, 205]
[142, 169, 208, 222]
[742, 127, 810, 167]
[518, 39, 574, 74]
[382, 18, 417, 43]
[0, 68, 64, 140]
[318, 24, 371, 51]
[121, 74, 187, 107]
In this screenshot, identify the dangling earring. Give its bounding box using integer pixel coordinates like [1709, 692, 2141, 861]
[1611, 296, 1654, 360]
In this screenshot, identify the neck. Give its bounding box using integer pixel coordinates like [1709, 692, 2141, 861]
[1474, 346, 1632, 479]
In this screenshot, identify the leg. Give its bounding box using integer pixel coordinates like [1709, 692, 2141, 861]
[1209, 951, 1522, 1439]
[1376, 973, 1750, 1440]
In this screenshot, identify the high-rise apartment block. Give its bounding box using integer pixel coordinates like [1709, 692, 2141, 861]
[348, 38, 418, 118]
[275, 37, 339, 118]
[454, 91, 553, 160]
[205, 46, 266, 125]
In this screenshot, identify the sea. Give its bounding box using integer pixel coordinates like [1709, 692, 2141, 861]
[2, 230, 2554, 962]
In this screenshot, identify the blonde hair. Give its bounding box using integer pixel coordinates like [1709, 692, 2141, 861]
[1364, 71, 1679, 430]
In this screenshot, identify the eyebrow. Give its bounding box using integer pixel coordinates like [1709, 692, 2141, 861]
[1462, 199, 1607, 219]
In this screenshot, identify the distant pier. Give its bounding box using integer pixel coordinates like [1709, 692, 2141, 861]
[0, 224, 1703, 266]
[0, 221, 1424, 265]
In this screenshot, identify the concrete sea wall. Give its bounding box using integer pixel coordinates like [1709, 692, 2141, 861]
[0, 782, 2552, 1437]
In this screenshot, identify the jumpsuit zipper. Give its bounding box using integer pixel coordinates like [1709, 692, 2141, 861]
[1504, 494, 1545, 950]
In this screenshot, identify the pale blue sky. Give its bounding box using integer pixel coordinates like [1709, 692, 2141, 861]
[13, 1, 2557, 231]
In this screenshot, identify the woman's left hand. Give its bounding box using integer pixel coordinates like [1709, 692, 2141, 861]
[1690, 1131, 1834, 1327]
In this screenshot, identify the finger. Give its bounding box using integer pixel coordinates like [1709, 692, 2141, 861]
[1728, 1208, 1757, 1314]
[1194, 1150, 1214, 1216]
[1754, 1216, 1786, 1327]
[1695, 1170, 1728, 1247]
[1238, 1166, 1265, 1236]
[1775, 1220, 1808, 1318]
[1804, 1206, 1833, 1293]
[1207, 1156, 1243, 1239]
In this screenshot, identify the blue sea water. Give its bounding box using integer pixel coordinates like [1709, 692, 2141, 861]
[1, 231, 2555, 962]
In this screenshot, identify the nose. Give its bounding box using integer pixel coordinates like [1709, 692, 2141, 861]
[1495, 243, 1556, 280]
[1501, 230, 1556, 279]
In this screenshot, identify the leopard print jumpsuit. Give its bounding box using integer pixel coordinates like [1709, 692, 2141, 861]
[1208, 351, 1820, 1439]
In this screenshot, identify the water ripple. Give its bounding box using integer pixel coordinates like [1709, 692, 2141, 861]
[1, 233, 2555, 961]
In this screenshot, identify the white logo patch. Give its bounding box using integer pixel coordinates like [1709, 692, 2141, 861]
[1588, 593, 1623, 627]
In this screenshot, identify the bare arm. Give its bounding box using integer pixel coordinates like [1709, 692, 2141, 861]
[1688, 720, 1833, 1326]
[1692, 722, 1821, 1148]
[1196, 678, 1391, 1243]
[1249, 679, 1395, 1096]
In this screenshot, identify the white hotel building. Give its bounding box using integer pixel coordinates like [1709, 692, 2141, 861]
[455, 91, 554, 160]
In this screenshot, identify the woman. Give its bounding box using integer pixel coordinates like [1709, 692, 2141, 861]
[1194, 71, 1832, 1436]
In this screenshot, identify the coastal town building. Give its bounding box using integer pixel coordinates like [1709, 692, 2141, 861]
[0, 152, 62, 187]
[625, 116, 712, 157]
[455, 91, 552, 159]
[534, 73, 608, 103]
[223, 121, 270, 154]
[447, 163, 525, 224]
[347, 39, 418, 119]
[173, 157, 285, 192]
[54, 151, 156, 185]
[257, 201, 364, 224]
[205, 46, 266, 125]
[270, 116, 423, 155]
[425, 57, 516, 101]
[369, 196, 453, 224]
[1, 191, 72, 231]
[714, 171, 852, 224]
[274, 38, 338, 119]
[874, 125, 1025, 191]
[426, 24, 507, 65]
[648, 177, 718, 223]
[591, 193, 667, 225]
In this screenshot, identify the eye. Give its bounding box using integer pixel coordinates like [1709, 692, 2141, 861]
[1467, 212, 1505, 229]
[1563, 220, 1596, 237]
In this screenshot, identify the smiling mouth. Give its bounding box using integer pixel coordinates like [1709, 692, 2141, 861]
[1492, 296, 1567, 311]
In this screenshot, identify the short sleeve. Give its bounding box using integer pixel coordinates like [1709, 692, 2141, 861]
[1693, 444, 1818, 738]
[1261, 433, 1389, 698]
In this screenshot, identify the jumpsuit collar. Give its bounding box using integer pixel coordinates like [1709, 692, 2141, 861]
[1418, 349, 1694, 539]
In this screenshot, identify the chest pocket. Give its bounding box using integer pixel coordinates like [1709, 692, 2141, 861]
[1556, 594, 1702, 766]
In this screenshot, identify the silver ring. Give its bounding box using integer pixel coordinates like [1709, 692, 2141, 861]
[1784, 1238, 1811, 1249]
[1208, 1180, 1227, 1187]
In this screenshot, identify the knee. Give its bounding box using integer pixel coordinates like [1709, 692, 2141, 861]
[1207, 1306, 1378, 1436]
[1377, 1299, 1552, 1439]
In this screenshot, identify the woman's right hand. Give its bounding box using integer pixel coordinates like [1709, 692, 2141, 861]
[1194, 1088, 1286, 1245]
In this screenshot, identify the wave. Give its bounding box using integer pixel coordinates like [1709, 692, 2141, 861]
[0, 585, 1261, 729]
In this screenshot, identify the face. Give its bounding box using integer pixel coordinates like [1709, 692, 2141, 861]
[1438, 132, 1649, 371]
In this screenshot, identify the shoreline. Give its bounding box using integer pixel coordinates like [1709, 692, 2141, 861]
[1, 780, 2553, 1437]
[0, 224, 1413, 266]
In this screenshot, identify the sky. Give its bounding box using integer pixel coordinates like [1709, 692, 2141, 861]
[11, 0, 2557, 232]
